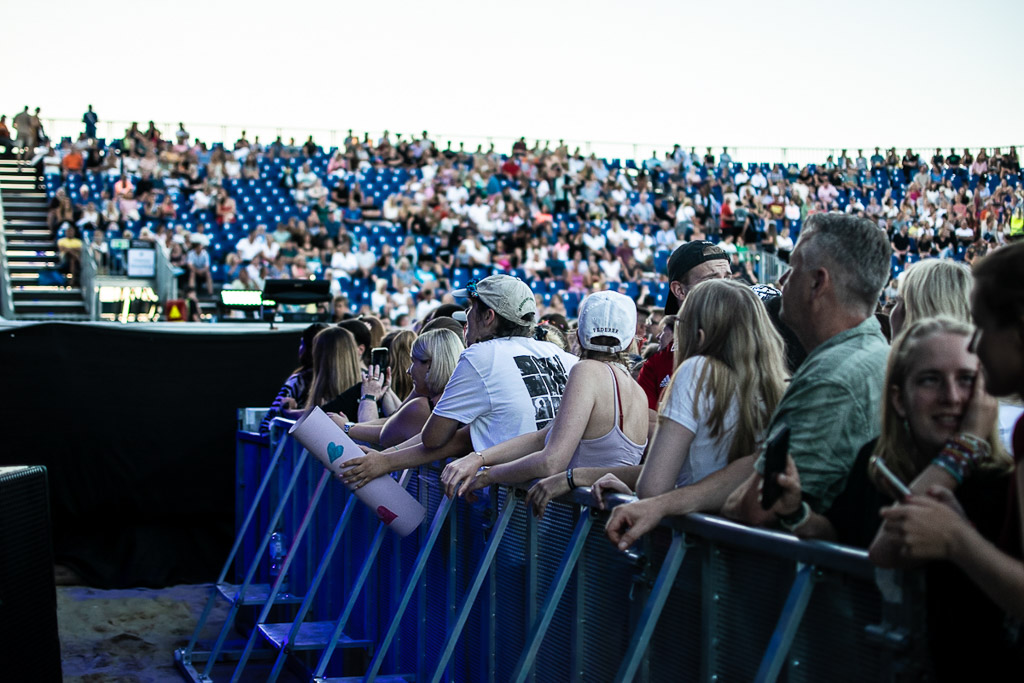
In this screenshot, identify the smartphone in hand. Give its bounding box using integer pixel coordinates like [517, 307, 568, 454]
[371, 346, 389, 371]
[870, 455, 912, 501]
[760, 425, 791, 510]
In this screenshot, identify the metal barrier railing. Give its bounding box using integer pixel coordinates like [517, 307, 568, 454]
[757, 251, 789, 287]
[0, 188, 12, 320]
[182, 423, 929, 682]
[154, 244, 178, 304]
[80, 242, 98, 319]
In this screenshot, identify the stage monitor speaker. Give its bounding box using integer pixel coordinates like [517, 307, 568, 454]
[262, 279, 332, 305]
[0, 466, 63, 681]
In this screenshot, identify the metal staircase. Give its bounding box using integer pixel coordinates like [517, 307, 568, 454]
[0, 158, 89, 320]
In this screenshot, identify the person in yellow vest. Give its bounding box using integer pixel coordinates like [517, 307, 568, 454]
[1009, 202, 1024, 242]
[56, 223, 84, 285]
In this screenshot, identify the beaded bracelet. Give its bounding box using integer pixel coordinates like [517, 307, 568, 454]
[931, 433, 991, 485]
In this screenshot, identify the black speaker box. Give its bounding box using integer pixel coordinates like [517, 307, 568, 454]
[0, 466, 62, 681]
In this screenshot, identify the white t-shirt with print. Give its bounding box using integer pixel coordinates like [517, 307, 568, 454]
[433, 337, 579, 451]
[660, 356, 739, 488]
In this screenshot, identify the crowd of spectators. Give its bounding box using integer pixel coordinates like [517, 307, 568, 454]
[12, 105, 1023, 322]
[259, 224, 1024, 681]
[9, 107, 1024, 676]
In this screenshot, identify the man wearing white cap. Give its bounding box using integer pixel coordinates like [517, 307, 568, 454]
[342, 274, 578, 489]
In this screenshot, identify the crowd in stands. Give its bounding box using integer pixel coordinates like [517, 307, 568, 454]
[9, 106, 1023, 322]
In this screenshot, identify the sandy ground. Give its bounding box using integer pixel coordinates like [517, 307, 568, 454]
[57, 583, 302, 682]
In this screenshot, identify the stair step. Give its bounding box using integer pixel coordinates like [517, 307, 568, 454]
[4, 240, 53, 248]
[14, 313, 91, 321]
[13, 285, 80, 293]
[7, 261, 58, 270]
[257, 622, 372, 652]
[4, 231, 50, 238]
[15, 300, 85, 309]
[214, 583, 305, 607]
[4, 229, 51, 237]
[2, 189, 48, 197]
[2, 201, 48, 210]
[13, 290, 83, 302]
[7, 250, 57, 259]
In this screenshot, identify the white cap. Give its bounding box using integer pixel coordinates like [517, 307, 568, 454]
[577, 290, 636, 353]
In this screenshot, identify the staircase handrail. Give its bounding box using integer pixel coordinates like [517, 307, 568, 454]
[0, 187, 13, 320]
[80, 240, 99, 320]
[154, 243, 178, 305]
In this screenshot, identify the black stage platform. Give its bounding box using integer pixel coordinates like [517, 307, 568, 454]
[0, 321, 305, 588]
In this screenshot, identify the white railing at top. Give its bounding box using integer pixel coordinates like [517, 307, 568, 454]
[0, 187, 13, 320]
[154, 243, 178, 304]
[757, 251, 789, 286]
[80, 242, 98, 320]
[32, 116, 1023, 168]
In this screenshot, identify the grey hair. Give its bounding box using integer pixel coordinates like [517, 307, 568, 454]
[798, 212, 891, 313]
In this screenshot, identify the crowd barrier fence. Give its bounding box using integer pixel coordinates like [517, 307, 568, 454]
[756, 251, 789, 286]
[175, 420, 930, 682]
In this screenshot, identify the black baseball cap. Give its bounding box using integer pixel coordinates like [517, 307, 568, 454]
[664, 241, 729, 315]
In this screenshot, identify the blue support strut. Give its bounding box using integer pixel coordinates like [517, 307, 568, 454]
[429, 495, 519, 683]
[511, 507, 593, 683]
[614, 532, 688, 683]
[755, 563, 816, 683]
[363, 494, 454, 681]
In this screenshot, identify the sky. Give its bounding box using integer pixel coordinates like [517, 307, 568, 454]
[3, 0, 1022, 160]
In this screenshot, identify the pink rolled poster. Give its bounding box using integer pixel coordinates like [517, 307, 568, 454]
[289, 407, 426, 537]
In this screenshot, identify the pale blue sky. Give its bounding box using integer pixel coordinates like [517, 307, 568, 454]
[3, 0, 1021, 158]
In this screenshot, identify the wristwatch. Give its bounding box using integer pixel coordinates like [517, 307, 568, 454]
[360, 394, 377, 403]
[778, 501, 811, 532]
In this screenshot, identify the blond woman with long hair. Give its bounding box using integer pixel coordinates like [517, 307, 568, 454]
[634, 279, 789, 496]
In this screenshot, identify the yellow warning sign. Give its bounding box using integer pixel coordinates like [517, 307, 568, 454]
[166, 299, 185, 321]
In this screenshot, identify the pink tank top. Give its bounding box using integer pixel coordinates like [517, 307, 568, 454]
[552, 364, 647, 469]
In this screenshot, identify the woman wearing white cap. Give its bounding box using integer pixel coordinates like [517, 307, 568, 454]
[441, 290, 648, 500]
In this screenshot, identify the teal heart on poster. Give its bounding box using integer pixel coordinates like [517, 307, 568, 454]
[327, 442, 344, 464]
